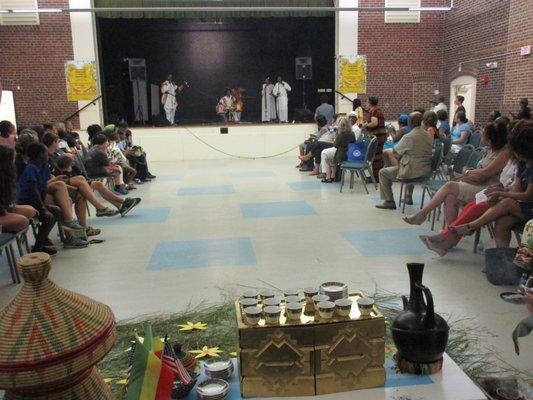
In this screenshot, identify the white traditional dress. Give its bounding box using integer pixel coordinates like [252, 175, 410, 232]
[161, 80, 178, 124]
[261, 83, 276, 122]
[272, 81, 291, 122]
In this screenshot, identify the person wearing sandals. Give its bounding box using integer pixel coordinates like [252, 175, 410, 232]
[321, 116, 355, 183]
[376, 112, 433, 210]
[17, 142, 88, 249]
[450, 121, 533, 247]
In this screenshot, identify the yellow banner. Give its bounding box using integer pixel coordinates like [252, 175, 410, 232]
[65, 61, 97, 101]
[338, 55, 367, 94]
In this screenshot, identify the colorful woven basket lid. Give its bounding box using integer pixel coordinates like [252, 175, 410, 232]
[0, 253, 116, 388]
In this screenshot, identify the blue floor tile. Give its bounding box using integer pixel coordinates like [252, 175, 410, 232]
[288, 181, 339, 191]
[241, 201, 317, 218]
[178, 185, 235, 196]
[341, 228, 431, 256]
[148, 237, 256, 270]
[91, 207, 171, 225]
[230, 171, 276, 178]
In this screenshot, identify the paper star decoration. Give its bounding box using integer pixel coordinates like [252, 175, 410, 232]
[229, 351, 237, 357]
[179, 321, 208, 332]
[103, 378, 113, 383]
[116, 379, 128, 385]
[189, 346, 223, 358]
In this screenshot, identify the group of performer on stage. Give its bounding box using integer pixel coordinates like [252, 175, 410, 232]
[160, 73, 292, 125]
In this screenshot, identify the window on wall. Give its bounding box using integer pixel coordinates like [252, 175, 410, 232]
[385, 0, 421, 23]
[0, 0, 40, 26]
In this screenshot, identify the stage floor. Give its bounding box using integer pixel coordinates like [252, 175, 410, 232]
[0, 158, 530, 375]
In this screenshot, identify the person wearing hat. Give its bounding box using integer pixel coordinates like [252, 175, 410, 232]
[261, 77, 276, 122]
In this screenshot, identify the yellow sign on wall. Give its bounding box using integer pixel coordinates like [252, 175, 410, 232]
[338, 55, 367, 94]
[65, 60, 97, 101]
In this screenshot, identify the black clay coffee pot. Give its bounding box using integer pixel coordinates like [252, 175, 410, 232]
[391, 263, 449, 364]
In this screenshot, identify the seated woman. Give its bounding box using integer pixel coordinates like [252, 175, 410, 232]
[450, 111, 471, 152]
[17, 142, 88, 249]
[419, 160, 517, 255]
[450, 120, 533, 247]
[403, 120, 510, 226]
[298, 123, 336, 176]
[382, 114, 410, 167]
[0, 145, 57, 255]
[423, 110, 441, 143]
[321, 117, 355, 183]
[437, 109, 450, 138]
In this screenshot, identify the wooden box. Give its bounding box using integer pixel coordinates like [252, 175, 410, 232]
[236, 293, 385, 397]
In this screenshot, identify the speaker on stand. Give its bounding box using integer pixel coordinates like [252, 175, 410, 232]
[127, 58, 147, 125]
[295, 57, 312, 117]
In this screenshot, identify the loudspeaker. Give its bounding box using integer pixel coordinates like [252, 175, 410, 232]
[295, 57, 312, 80]
[128, 58, 146, 82]
[220, 127, 228, 134]
[294, 108, 314, 122]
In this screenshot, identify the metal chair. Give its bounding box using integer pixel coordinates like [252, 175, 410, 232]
[464, 147, 486, 169]
[398, 142, 444, 213]
[339, 137, 378, 194]
[452, 144, 475, 176]
[0, 232, 21, 284]
[468, 129, 482, 148]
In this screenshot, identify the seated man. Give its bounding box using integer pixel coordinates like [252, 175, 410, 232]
[376, 112, 433, 210]
[315, 95, 335, 124]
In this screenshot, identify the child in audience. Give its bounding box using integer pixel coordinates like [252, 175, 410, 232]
[107, 131, 136, 189]
[0, 120, 16, 148]
[56, 155, 141, 216]
[17, 142, 88, 249]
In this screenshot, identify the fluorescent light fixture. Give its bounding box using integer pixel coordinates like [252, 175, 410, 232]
[12, 8, 63, 13]
[0, 10, 9, 13]
[409, 7, 451, 11]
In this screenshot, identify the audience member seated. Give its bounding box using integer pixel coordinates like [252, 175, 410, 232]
[451, 111, 471, 152]
[382, 114, 410, 167]
[423, 110, 441, 143]
[348, 111, 362, 140]
[315, 95, 335, 124]
[437, 110, 450, 137]
[117, 123, 156, 182]
[0, 120, 16, 149]
[362, 96, 386, 181]
[320, 116, 356, 183]
[352, 99, 364, 126]
[419, 159, 517, 255]
[376, 112, 433, 210]
[17, 142, 88, 249]
[55, 155, 140, 217]
[297, 116, 329, 171]
[0, 145, 57, 255]
[404, 120, 510, 226]
[513, 98, 531, 120]
[488, 110, 502, 123]
[87, 124, 103, 146]
[107, 131, 137, 189]
[299, 120, 337, 176]
[449, 120, 533, 246]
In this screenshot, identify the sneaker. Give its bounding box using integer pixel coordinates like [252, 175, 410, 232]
[133, 178, 143, 184]
[115, 186, 129, 195]
[63, 236, 89, 249]
[62, 219, 85, 231]
[120, 197, 141, 216]
[96, 207, 119, 217]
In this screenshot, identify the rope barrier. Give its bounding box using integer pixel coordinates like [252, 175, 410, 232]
[183, 126, 301, 159]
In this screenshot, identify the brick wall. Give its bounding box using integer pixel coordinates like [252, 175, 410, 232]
[358, 0, 448, 120]
[0, 0, 78, 128]
[502, 0, 533, 116]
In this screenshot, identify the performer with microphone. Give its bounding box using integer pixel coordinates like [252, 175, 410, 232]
[161, 74, 187, 125]
[272, 75, 291, 123]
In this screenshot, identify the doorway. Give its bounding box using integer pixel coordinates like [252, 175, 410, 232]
[450, 75, 477, 124]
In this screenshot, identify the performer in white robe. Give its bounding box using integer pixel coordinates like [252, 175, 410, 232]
[272, 75, 291, 123]
[261, 77, 276, 122]
[160, 74, 182, 125]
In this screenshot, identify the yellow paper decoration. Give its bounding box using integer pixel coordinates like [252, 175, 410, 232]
[189, 346, 223, 359]
[116, 379, 128, 385]
[179, 322, 208, 332]
[229, 351, 237, 357]
[103, 378, 113, 383]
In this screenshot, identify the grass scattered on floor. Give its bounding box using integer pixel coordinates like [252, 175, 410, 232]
[98, 291, 530, 399]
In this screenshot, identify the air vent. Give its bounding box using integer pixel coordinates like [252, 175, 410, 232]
[0, 0, 40, 26]
[385, 0, 420, 23]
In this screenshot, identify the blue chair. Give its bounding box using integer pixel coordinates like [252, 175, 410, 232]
[0, 232, 21, 284]
[465, 147, 486, 169]
[339, 137, 378, 194]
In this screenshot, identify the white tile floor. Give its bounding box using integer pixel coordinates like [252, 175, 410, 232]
[0, 158, 531, 375]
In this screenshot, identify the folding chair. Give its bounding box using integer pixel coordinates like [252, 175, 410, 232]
[0, 232, 21, 284]
[464, 147, 486, 169]
[339, 137, 378, 194]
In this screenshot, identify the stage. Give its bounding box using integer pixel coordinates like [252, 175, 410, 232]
[115, 123, 314, 161]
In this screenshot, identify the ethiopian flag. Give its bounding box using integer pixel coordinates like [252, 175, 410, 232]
[126, 327, 173, 400]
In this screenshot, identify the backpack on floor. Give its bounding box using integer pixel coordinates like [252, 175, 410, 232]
[485, 247, 523, 286]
